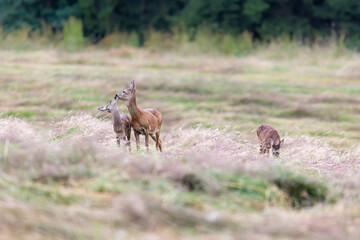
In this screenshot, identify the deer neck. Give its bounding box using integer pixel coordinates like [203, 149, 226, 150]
[110, 107, 122, 131]
[126, 94, 142, 120]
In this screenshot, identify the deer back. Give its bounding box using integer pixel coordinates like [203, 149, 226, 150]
[257, 124, 281, 145]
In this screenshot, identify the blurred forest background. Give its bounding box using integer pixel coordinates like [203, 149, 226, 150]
[1, 0, 360, 52]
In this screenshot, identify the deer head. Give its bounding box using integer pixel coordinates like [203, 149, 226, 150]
[270, 138, 284, 157]
[98, 95, 119, 113]
[117, 81, 136, 102]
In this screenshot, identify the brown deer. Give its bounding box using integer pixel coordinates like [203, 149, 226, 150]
[98, 95, 131, 151]
[257, 124, 284, 157]
[116, 81, 163, 152]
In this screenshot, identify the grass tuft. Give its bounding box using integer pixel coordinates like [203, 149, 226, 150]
[63, 17, 84, 52]
[271, 170, 332, 208]
[51, 126, 82, 141]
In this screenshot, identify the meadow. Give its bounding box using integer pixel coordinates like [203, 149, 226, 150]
[0, 45, 360, 239]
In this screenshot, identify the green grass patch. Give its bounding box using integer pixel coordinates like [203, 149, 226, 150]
[21, 185, 79, 205]
[52, 126, 82, 141]
[335, 114, 358, 123]
[275, 108, 315, 118]
[207, 97, 223, 102]
[85, 171, 289, 212]
[3, 110, 35, 118]
[341, 86, 360, 95]
[308, 130, 344, 138]
[270, 66, 290, 73]
[153, 79, 245, 95]
[210, 171, 287, 205]
[0, 179, 79, 205]
[167, 96, 196, 105]
[87, 177, 124, 193]
[86, 173, 130, 193]
[271, 169, 334, 208]
[182, 170, 336, 210]
[178, 171, 288, 211]
[234, 97, 277, 107]
[86, 172, 149, 193]
[144, 64, 179, 69]
[250, 82, 317, 94]
[54, 87, 102, 102]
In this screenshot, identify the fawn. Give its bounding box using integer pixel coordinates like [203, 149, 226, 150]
[257, 124, 284, 157]
[116, 81, 163, 152]
[98, 95, 131, 151]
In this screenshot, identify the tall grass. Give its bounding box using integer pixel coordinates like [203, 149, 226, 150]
[63, 17, 84, 52]
[0, 18, 83, 51]
[0, 20, 355, 57]
[0, 27, 32, 50]
[99, 31, 141, 48]
[102, 28, 355, 57]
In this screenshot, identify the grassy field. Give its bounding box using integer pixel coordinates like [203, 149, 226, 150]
[0, 46, 360, 239]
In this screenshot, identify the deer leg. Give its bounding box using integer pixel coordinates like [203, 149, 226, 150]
[259, 142, 265, 154]
[261, 148, 267, 154]
[145, 130, 150, 152]
[265, 148, 270, 155]
[259, 146, 264, 154]
[156, 132, 162, 152]
[126, 129, 131, 152]
[266, 142, 272, 156]
[121, 135, 129, 151]
[127, 128, 131, 142]
[150, 134, 158, 151]
[116, 134, 121, 147]
[134, 131, 140, 151]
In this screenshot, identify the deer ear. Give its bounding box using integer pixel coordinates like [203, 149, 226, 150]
[270, 138, 274, 146]
[98, 106, 107, 111]
[130, 81, 136, 91]
[280, 139, 284, 147]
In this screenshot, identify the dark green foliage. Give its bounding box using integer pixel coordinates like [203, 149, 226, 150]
[0, 0, 360, 47]
[272, 171, 330, 208]
[0, 0, 79, 32]
[181, 173, 205, 191]
[209, 169, 335, 209]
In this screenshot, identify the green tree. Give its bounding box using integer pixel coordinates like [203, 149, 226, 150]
[0, 0, 359, 48]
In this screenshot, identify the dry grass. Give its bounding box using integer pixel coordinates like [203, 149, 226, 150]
[0, 47, 360, 239]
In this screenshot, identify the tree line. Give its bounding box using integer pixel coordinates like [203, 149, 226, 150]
[1, 0, 359, 48]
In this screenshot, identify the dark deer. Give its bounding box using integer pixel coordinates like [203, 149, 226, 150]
[257, 124, 284, 157]
[98, 95, 131, 151]
[117, 81, 163, 152]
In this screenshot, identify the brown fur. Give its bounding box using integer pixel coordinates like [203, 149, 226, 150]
[117, 81, 163, 152]
[256, 124, 284, 157]
[98, 96, 131, 152]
